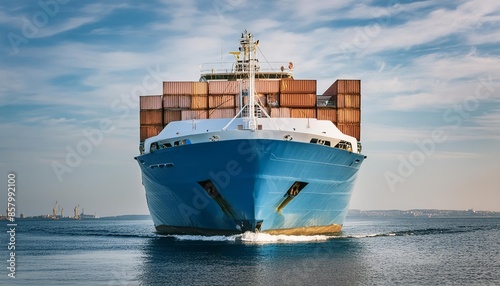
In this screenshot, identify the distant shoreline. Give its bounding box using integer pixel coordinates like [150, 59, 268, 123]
[347, 209, 500, 218]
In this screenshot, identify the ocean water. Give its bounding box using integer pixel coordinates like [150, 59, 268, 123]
[1, 216, 499, 285]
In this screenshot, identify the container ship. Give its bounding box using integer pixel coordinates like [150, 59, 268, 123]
[135, 31, 365, 235]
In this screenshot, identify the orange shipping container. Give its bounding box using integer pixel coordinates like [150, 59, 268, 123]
[280, 79, 316, 94]
[337, 123, 360, 141]
[236, 94, 267, 107]
[140, 109, 163, 125]
[338, 80, 361, 94]
[140, 95, 162, 110]
[163, 109, 182, 126]
[192, 82, 208, 95]
[163, 81, 208, 95]
[208, 108, 236, 119]
[270, 107, 290, 118]
[337, 108, 360, 123]
[290, 108, 317, 118]
[323, 79, 361, 95]
[255, 79, 280, 93]
[336, 94, 360, 108]
[317, 108, 337, 123]
[140, 124, 163, 141]
[191, 95, 208, 109]
[181, 110, 208, 120]
[209, 95, 235, 108]
[280, 93, 316, 108]
[209, 81, 240, 94]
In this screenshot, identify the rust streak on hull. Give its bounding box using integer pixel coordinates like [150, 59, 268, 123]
[262, 224, 342, 235]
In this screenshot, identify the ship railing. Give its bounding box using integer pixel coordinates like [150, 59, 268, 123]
[200, 62, 293, 76]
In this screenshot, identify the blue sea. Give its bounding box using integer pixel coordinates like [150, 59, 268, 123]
[1, 216, 499, 285]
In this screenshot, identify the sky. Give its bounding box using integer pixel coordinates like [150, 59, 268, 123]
[0, 0, 499, 217]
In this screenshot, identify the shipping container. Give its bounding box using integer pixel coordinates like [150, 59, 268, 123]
[323, 79, 361, 95]
[192, 82, 208, 95]
[181, 110, 208, 120]
[280, 79, 316, 94]
[140, 95, 162, 110]
[290, 108, 317, 118]
[317, 108, 337, 123]
[237, 94, 267, 107]
[209, 95, 236, 108]
[190, 95, 208, 110]
[179, 95, 191, 109]
[208, 108, 236, 119]
[255, 79, 280, 93]
[270, 107, 291, 118]
[337, 108, 361, 123]
[140, 109, 163, 125]
[280, 93, 316, 108]
[339, 80, 361, 94]
[163, 81, 208, 95]
[335, 93, 360, 108]
[163, 109, 182, 125]
[140, 124, 163, 141]
[163, 94, 208, 109]
[208, 81, 240, 94]
[337, 123, 360, 141]
[163, 95, 179, 108]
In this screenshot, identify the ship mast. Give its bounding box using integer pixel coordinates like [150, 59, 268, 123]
[241, 30, 257, 130]
[223, 31, 280, 131]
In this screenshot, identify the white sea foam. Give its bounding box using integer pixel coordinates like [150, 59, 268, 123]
[170, 234, 238, 242]
[238, 231, 331, 243]
[170, 231, 333, 243]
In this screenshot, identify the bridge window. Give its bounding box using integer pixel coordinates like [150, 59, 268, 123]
[310, 138, 331, 146]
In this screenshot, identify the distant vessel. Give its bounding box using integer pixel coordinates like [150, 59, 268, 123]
[135, 31, 365, 235]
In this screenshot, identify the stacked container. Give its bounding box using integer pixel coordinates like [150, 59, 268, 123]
[139, 95, 163, 141]
[163, 81, 209, 123]
[323, 79, 361, 141]
[279, 79, 317, 118]
[207, 81, 238, 118]
[139, 78, 361, 143]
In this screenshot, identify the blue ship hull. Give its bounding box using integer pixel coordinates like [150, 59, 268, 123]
[137, 139, 365, 235]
